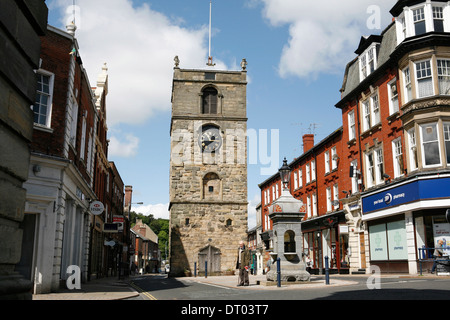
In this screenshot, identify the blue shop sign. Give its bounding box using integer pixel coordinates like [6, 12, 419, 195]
[362, 177, 450, 214]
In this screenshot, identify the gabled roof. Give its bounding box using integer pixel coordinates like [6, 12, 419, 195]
[354, 35, 383, 55]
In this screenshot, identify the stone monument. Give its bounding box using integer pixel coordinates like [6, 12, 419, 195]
[266, 159, 310, 283]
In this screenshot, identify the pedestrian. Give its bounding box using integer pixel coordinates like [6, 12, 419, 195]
[431, 239, 444, 274]
[236, 240, 250, 286]
[305, 255, 312, 273]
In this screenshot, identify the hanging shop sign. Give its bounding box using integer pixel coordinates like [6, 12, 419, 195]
[113, 215, 124, 231]
[90, 201, 104, 215]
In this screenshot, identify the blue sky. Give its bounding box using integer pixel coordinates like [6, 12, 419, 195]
[47, 0, 395, 228]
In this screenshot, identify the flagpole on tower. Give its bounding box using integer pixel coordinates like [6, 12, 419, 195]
[207, 0, 215, 66]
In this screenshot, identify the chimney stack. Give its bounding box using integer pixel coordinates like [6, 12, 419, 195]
[124, 185, 133, 212]
[303, 134, 315, 153]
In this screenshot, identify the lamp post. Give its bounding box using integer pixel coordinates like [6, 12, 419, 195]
[279, 157, 291, 191]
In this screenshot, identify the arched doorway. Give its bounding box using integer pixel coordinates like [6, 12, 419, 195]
[198, 245, 221, 275]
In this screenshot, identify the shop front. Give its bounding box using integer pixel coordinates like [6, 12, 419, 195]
[362, 174, 450, 274]
[302, 211, 350, 274]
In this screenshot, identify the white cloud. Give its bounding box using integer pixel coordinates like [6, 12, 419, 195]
[132, 202, 170, 220]
[108, 133, 139, 158]
[50, 0, 221, 127]
[259, 0, 395, 78]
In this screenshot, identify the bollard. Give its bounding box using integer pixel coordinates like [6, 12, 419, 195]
[205, 261, 208, 278]
[325, 256, 330, 285]
[277, 258, 281, 288]
[194, 262, 197, 277]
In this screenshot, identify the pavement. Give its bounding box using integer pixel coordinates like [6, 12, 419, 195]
[32, 271, 450, 300]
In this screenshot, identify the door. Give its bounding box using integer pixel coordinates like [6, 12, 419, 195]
[360, 233, 366, 269]
[15, 214, 37, 281]
[198, 245, 221, 275]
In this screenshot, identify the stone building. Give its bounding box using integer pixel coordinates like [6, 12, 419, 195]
[0, 0, 48, 299]
[168, 58, 248, 276]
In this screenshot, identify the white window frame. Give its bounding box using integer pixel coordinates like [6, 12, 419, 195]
[33, 69, 54, 128]
[80, 117, 86, 160]
[326, 187, 332, 212]
[311, 160, 316, 181]
[307, 195, 311, 217]
[306, 163, 311, 184]
[407, 128, 419, 172]
[294, 170, 299, 190]
[444, 122, 450, 165]
[359, 44, 378, 81]
[365, 147, 384, 188]
[350, 160, 358, 194]
[348, 111, 356, 140]
[419, 122, 442, 168]
[437, 59, 450, 95]
[413, 7, 426, 35]
[403, 66, 413, 103]
[388, 78, 399, 115]
[312, 193, 317, 217]
[331, 147, 337, 170]
[415, 59, 434, 98]
[299, 168, 303, 188]
[392, 138, 404, 178]
[325, 151, 330, 174]
[333, 184, 339, 210]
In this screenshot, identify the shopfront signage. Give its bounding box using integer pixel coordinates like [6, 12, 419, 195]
[362, 176, 450, 214]
[89, 201, 104, 215]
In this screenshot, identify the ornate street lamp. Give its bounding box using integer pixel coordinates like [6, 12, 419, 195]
[279, 157, 291, 190]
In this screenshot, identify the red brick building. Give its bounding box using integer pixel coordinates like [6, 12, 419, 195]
[22, 24, 127, 293]
[259, 0, 450, 275]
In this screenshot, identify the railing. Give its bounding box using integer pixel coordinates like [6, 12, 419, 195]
[418, 246, 450, 275]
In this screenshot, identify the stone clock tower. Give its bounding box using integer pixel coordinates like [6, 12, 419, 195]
[168, 57, 248, 276]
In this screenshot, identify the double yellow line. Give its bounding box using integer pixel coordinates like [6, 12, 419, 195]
[130, 282, 157, 300]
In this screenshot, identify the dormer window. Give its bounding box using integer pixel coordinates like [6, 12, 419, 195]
[359, 44, 378, 81]
[433, 6, 444, 32]
[413, 7, 426, 35]
[395, 2, 449, 45]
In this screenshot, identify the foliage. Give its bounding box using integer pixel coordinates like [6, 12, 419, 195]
[129, 211, 169, 260]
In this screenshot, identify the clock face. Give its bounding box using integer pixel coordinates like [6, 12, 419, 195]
[199, 126, 222, 153]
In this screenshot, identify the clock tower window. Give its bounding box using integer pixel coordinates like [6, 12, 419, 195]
[202, 87, 218, 114]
